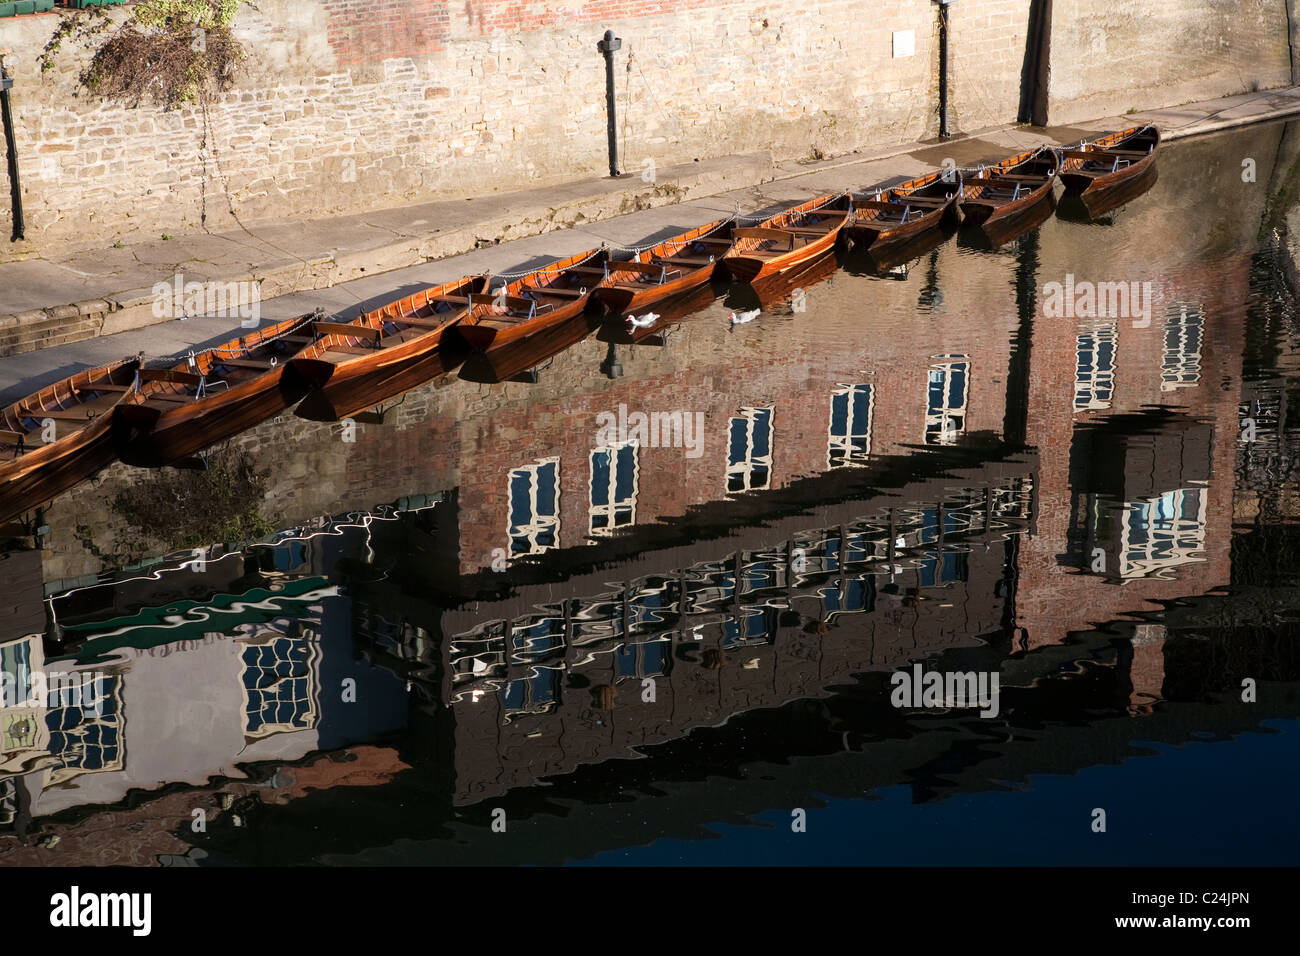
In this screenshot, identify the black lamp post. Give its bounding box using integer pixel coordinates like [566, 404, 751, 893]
[0, 58, 24, 241]
[597, 30, 622, 177]
[933, 0, 957, 139]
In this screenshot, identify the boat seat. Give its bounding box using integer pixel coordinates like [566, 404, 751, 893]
[529, 286, 585, 299]
[34, 407, 100, 421]
[655, 255, 712, 267]
[0, 429, 26, 446]
[889, 196, 948, 206]
[219, 358, 276, 370]
[147, 393, 197, 404]
[732, 227, 796, 248]
[431, 295, 471, 306]
[567, 266, 610, 277]
[396, 316, 453, 330]
[138, 369, 203, 387]
[314, 320, 381, 341]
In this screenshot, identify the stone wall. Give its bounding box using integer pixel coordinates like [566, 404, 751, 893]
[1046, 0, 1293, 124]
[2, 0, 1019, 247]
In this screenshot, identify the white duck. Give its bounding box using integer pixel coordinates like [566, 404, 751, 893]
[729, 308, 760, 327]
[626, 312, 659, 329]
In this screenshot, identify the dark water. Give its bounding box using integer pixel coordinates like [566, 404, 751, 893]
[3, 122, 1300, 867]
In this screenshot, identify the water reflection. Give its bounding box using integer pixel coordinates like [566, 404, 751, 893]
[3, 121, 1300, 865]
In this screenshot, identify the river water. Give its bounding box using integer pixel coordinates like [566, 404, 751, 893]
[2, 120, 1298, 866]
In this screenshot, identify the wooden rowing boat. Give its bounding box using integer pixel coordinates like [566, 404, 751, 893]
[449, 248, 614, 353]
[722, 193, 852, 283]
[848, 170, 960, 247]
[112, 313, 318, 466]
[1058, 125, 1159, 195]
[970, 188, 1056, 250]
[958, 146, 1058, 227]
[595, 219, 733, 315]
[0, 356, 142, 523]
[293, 332, 472, 423]
[459, 305, 601, 384]
[288, 276, 487, 390]
[852, 220, 955, 275]
[1057, 163, 1158, 224]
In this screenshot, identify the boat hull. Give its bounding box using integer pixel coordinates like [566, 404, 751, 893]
[459, 309, 600, 383]
[113, 368, 306, 467]
[0, 414, 117, 524]
[595, 262, 716, 316]
[452, 296, 592, 353]
[1059, 126, 1160, 195]
[725, 228, 841, 283]
[294, 342, 470, 421]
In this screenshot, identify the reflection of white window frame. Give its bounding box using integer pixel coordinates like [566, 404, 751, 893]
[508, 458, 561, 556]
[240, 633, 320, 741]
[1161, 305, 1203, 392]
[46, 672, 126, 786]
[925, 357, 969, 445]
[1074, 321, 1117, 411]
[1117, 487, 1208, 579]
[828, 383, 875, 468]
[726, 406, 774, 493]
[589, 443, 639, 536]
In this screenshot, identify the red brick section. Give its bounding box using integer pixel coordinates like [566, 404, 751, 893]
[321, 0, 454, 64]
[460, 0, 741, 36]
[1015, 251, 1249, 666]
[320, 0, 740, 63]
[452, 276, 1017, 575]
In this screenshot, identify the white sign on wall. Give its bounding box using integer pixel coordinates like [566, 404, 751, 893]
[893, 30, 915, 58]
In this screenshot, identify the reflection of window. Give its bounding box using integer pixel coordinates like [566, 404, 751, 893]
[829, 384, 874, 467]
[500, 666, 562, 717]
[46, 673, 123, 785]
[925, 357, 969, 445]
[1118, 487, 1208, 578]
[1075, 322, 1117, 411]
[1161, 306, 1202, 392]
[0, 778, 14, 828]
[616, 636, 671, 679]
[722, 606, 777, 648]
[242, 635, 318, 738]
[1, 639, 32, 710]
[917, 550, 969, 587]
[508, 458, 560, 556]
[821, 575, 876, 618]
[727, 407, 774, 492]
[590, 444, 638, 535]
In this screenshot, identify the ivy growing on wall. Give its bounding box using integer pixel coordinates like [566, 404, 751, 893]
[42, 0, 250, 110]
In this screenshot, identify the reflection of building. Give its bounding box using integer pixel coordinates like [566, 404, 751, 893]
[0, 508, 412, 828]
[1067, 418, 1214, 581]
[346, 466, 1033, 805]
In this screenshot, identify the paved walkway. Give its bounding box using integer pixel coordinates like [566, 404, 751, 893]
[3, 84, 1300, 403]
